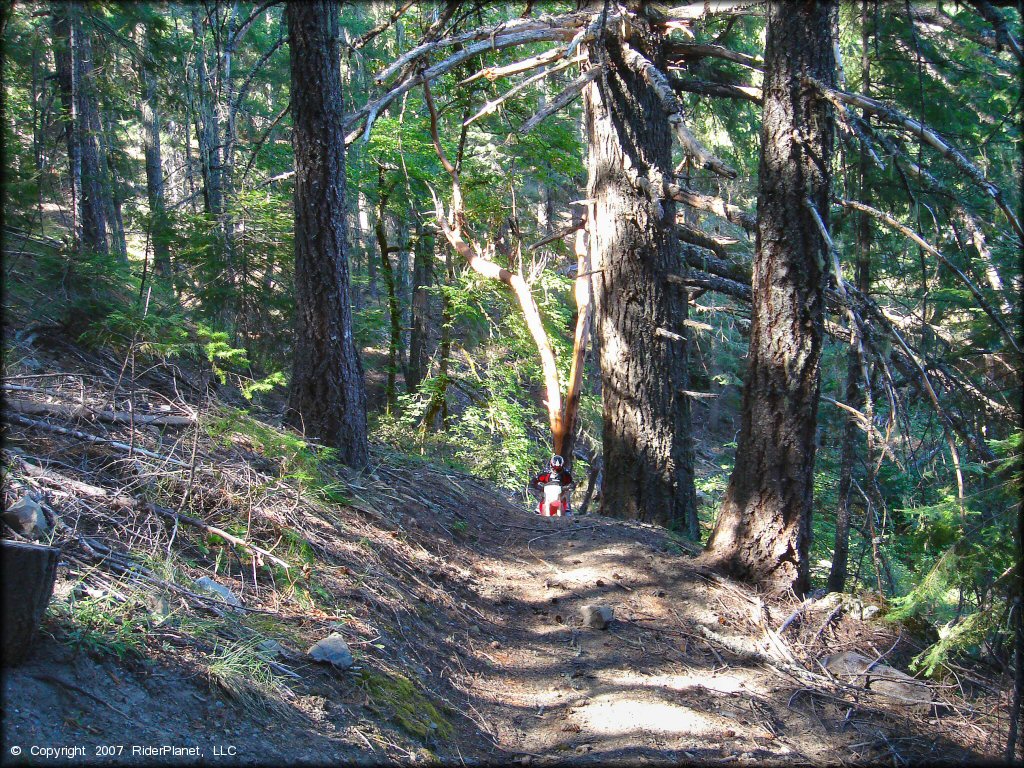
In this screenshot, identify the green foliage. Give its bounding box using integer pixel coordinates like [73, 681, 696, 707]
[206, 637, 293, 717]
[48, 589, 149, 660]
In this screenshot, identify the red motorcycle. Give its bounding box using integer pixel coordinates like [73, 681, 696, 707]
[537, 481, 570, 517]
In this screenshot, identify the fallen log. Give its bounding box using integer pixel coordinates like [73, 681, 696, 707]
[4, 396, 194, 426]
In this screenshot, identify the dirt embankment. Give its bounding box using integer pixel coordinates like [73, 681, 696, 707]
[1, 332, 1010, 766]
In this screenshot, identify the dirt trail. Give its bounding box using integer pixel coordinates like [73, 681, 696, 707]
[430, 512, 871, 765]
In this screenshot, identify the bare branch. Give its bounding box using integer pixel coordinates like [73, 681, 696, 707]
[373, 15, 583, 86]
[464, 54, 584, 127]
[666, 42, 763, 70]
[519, 66, 603, 134]
[668, 182, 756, 232]
[461, 46, 563, 85]
[620, 42, 737, 178]
[347, 25, 577, 144]
[837, 198, 1021, 356]
[806, 76, 1024, 243]
[348, 0, 416, 51]
[671, 76, 762, 104]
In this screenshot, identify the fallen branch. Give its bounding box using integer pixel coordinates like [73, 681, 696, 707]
[6, 413, 190, 467]
[145, 503, 293, 571]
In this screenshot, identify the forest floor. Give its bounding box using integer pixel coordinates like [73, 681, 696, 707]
[0, 326, 1013, 766]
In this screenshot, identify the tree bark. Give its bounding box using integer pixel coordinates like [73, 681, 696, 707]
[705, 0, 837, 595]
[284, 0, 368, 468]
[407, 221, 433, 393]
[1, 541, 60, 666]
[138, 26, 172, 278]
[583, 18, 697, 534]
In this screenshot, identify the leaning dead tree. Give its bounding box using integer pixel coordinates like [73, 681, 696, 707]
[423, 82, 592, 461]
[346, 1, 759, 532]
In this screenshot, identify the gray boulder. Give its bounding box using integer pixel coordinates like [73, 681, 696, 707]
[580, 604, 614, 630]
[193, 576, 242, 607]
[307, 633, 354, 670]
[4, 495, 50, 539]
[823, 650, 932, 710]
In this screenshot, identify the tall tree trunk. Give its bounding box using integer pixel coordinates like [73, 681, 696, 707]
[72, 7, 110, 258]
[137, 26, 172, 278]
[407, 220, 432, 392]
[284, 0, 368, 468]
[583, 19, 697, 532]
[192, 6, 222, 217]
[51, 4, 81, 246]
[829, 0, 871, 595]
[706, 0, 838, 596]
[375, 167, 401, 411]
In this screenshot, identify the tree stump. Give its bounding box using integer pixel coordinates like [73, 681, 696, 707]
[2, 540, 60, 666]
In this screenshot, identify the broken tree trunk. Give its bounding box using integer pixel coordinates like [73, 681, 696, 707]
[2, 540, 60, 665]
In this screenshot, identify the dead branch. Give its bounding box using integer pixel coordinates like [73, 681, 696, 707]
[837, 198, 1021, 356]
[671, 270, 752, 302]
[666, 42, 763, 70]
[807, 76, 1024, 243]
[461, 46, 564, 85]
[373, 15, 582, 86]
[621, 41, 737, 178]
[519, 66, 604, 134]
[6, 412, 190, 467]
[348, 0, 415, 51]
[464, 53, 584, 127]
[668, 182, 756, 232]
[528, 220, 584, 251]
[670, 76, 762, 104]
[4, 397, 195, 427]
[145, 503, 293, 571]
[347, 24, 578, 144]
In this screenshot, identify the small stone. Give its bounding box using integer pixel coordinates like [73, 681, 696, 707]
[580, 604, 614, 630]
[307, 633, 354, 670]
[258, 639, 285, 658]
[595, 579, 605, 587]
[862, 605, 881, 620]
[490, 640, 500, 649]
[193, 577, 242, 606]
[4, 495, 50, 539]
[147, 594, 172, 619]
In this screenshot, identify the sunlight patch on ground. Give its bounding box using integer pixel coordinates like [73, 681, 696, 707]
[573, 694, 719, 737]
[601, 670, 748, 695]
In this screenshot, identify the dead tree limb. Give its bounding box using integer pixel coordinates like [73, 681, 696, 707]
[837, 198, 1021, 356]
[519, 66, 604, 134]
[4, 397, 195, 427]
[621, 41, 737, 178]
[807, 76, 1024, 243]
[5, 413, 190, 467]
